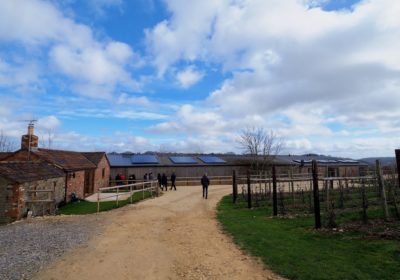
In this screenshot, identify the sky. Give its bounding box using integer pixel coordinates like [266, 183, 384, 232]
[0, 0, 399, 158]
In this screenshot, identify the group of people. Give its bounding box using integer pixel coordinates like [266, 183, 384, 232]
[115, 171, 211, 199]
[157, 172, 177, 191]
[115, 173, 136, 185]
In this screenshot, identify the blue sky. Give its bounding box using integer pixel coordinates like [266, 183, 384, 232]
[0, 0, 399, 158]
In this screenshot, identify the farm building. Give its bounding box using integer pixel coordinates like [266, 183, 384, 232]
[81, 152, 111, 192]
[1, 125, 110, 202]
[0, 162, 65, 224]
[107, 153, 368, 183]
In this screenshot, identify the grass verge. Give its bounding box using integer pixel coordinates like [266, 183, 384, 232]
[58, 191, 153, 215]
[217, 195, 400, 280]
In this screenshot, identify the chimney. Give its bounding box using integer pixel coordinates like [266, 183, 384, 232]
[21, 123, 39, 150]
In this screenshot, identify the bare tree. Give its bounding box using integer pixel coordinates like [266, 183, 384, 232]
[237, 126, 283, 174]
[39, 129, 55, 149]
[0, 130, 16, 152]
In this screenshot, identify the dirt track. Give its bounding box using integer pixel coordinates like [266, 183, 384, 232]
[34, 185, 284, 280]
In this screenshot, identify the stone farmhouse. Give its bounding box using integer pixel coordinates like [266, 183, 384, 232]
[0, 161, 65, 224]
[1, 124, 110, 203]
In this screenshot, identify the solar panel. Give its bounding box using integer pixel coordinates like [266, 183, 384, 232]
[131, 154, 159, 164]
[106, 154, 132, 166]
[317, 160, 337, 163]
[169, 156, 198, 164]
[198, 156, 226, 164]
[293, 159, 312, 164]
[338, 160, 359, 164]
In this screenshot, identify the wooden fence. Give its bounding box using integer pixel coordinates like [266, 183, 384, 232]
[97, 180, 159, 212]
[232, 159, 400, 229]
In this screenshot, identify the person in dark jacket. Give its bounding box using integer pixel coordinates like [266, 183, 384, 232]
[201, 173, 210, 199]
[161, 173, 168, 191]
[128, 174, 136, 185]
[170, 172, 177, 191]
[115, 173, 122, 186]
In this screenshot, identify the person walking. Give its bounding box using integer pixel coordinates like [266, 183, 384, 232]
[201, 173, 210, 199]
[170, 172, 177, 191]
[115, 173, 122, 186]
[128, 174, 136, 185]
[161, 173, 168, 191]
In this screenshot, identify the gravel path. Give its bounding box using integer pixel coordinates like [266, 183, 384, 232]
[0, 215, 106, 280]
[35, 186, 284, 280]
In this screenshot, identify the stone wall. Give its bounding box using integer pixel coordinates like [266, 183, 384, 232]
[0, 176, 65, 224]
[0, 178, 18, 224]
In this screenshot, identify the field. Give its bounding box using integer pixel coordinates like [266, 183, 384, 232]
[217, 195, 400, 280]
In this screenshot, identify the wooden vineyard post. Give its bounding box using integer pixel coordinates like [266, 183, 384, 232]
[247, 170, 252, 209]
[290, 167, 295, 207]
[272, 165, 278, 216]
[376, 160, 389, 220]
[361, 178, 368, 224]
[396, 149, 400, 189]
[232, 170, 237, 203]
[312, 160, 321, 229]
[339, 180, 344, 209]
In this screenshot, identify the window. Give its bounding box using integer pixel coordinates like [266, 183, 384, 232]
[102, 168, 105, 179]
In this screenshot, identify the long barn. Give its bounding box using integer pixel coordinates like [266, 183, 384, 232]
[107, 153, 368, 184]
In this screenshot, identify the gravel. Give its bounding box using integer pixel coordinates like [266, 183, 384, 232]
[0, 215, 105, 280]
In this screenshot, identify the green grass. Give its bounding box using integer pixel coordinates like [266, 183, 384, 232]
[217, 195, 400, 280]
[58, 191, 153, 215]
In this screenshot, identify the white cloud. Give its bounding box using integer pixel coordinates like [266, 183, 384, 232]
[175, 66, 204, 88]
[116, 93, 152, 107]
[0, 0, 140, 98]
[37, 115, 61, 130]
[87, 0, 123, 17]
[145, 0, 400, 156]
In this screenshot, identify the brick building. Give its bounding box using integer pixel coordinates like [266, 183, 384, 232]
[0, 162, 65, 224]
[82, 152, 110, 195]
[1, 125, 110, 202]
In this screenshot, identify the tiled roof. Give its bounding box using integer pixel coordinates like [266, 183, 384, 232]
[33, 149, 96, 171]
[0, 162, 64, 183]
[81, 152, 106, 166]
[0, 152, 13, 161]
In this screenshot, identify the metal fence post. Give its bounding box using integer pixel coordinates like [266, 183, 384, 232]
[272, 165, 277, 216]
[312, 160, 321, 229]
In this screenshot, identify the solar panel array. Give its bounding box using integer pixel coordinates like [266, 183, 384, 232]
[106, 154, 133, 166]
[292, 159, 359, 164]
[198, 155, 226, 164]
[131, 154, 159, 164]
[169, 156, 198, 164]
